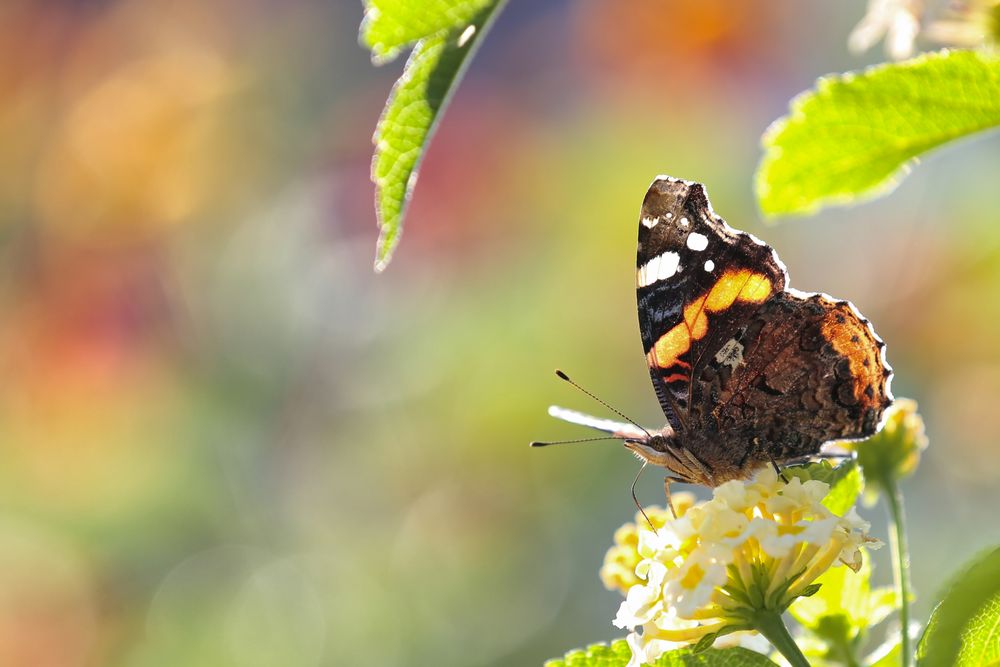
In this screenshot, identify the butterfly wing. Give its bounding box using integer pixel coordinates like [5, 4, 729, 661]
[636, 176, 787, 431]
[637, 176, 892, 469]
[702, 290, 893, 460]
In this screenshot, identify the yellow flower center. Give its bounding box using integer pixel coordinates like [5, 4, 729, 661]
[680, 563, 705, 590]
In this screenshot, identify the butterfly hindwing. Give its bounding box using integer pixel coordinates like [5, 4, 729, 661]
[693, 291, 893, 459]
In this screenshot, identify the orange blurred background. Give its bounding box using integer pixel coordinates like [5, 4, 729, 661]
[0, 1, 997, 665]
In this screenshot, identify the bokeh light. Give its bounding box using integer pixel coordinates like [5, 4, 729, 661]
[1, 1, 998, 665]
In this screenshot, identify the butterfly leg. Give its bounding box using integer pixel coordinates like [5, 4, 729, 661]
[815, 450, 853, 461]
[780, 452, 853, 467]
[768, 455, 789, 483]
[679, 448, 715, 486]
[664, 476, 686, 519]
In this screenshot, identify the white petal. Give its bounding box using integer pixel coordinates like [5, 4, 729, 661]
[625, 632, 647, 667]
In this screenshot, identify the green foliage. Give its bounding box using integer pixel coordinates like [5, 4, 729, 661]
[756, 49, 1000, 217]
[791, 551, 896, 665]
[362, 0, 506, 271]
[360, 0, 497, 64]
[782, 458, 863, 515]
[917, 546, 1000, 667]
[544, 639, 779, 667]
[868, 640, 902, 667]
[544, 640, 632, 667]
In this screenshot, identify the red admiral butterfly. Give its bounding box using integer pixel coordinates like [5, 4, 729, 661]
[534, 176, 893, 488]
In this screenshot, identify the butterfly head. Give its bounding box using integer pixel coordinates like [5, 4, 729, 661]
[621, 428, 713, 486]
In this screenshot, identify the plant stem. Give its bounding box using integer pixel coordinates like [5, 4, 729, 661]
[751, 610, 810, 667]
[834, 637, 862, 667]
[885, 478, 912, 667]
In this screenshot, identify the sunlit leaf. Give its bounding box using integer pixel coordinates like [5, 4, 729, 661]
[782, 459, 862, 515]
[790, 550, 895, 644]
[756, 49, 1000, 217]
[789, 544, 894, 666]
[543, 640, 779, 667]
[867, 638, 902, 667]
[361, 0, 497, 64]
[917, 546, 1000, 667]
[366, 1, 505, 272]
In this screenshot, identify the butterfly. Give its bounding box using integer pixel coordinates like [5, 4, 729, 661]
[534, 176, 893, 488]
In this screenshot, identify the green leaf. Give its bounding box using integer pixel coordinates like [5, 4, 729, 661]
[791, 550, 895, 641]
[917, 546, 1000, 667]
[544, 639, 779, 667]
[867, 639, 902, 667]
[693, 633, 721, 654]
[756, 49, 1000, 217]
[544, 640, 631, 667]
[790, 550, 896, 667]
[361, 0, 497, 64]
[782, 459, 863, 515]
[367, 1, 505, 272]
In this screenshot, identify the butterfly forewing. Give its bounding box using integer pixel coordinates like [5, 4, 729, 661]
[636, 177, 786, 431]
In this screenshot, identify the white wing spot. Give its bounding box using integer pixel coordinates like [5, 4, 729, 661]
[680, 217, 689, 226]
[704, 259, 715, 272]
[641, 216, 658, 229]
[665, 212, 674, 221]
[686, 232, 708, 251]
[715, 339, 744, 369]
[457, 24, 477, 47]
[637, 251, 680, 287]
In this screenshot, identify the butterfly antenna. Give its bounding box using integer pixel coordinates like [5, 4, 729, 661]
[530, 436, 623, 447]
[631, 461, 655, 532]
[554, 370, 652, 438]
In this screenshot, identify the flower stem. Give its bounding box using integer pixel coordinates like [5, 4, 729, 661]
[751, 610, 810, 667]
[885, 478, 913, 667]
[834, 637, 863, 667]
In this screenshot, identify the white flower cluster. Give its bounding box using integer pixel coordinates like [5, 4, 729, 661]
[849, 0, 922, 60]
[611, 468, 878, 667]
[849, 0, 1000, 57]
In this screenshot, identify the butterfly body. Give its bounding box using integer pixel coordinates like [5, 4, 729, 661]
[543, 176, 893, 487]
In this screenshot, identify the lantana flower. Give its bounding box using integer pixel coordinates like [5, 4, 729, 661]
[602, 468, 879, 667]
[847, 398, 928, 505]
[925, 0, 1000, 47]
[848, 0, 923, 59]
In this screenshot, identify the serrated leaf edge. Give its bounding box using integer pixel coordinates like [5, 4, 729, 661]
[370, 0, 506, 272]
[756, 48, 1000, 218]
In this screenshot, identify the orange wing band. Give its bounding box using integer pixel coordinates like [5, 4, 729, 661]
[649, 270, 772, 370]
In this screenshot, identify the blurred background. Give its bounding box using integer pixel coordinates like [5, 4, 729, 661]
[0, 1, 998, 665]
